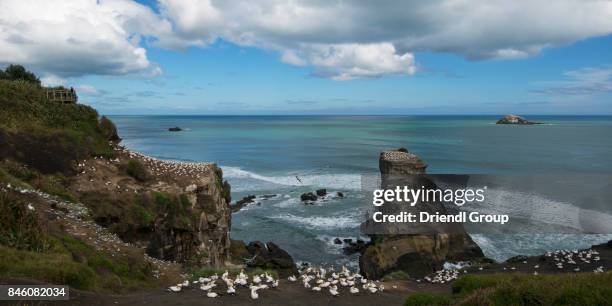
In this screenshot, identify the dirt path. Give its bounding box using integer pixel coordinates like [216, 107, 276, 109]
[0, 278, 420, 306]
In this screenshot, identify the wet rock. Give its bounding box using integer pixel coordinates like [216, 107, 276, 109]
[337, 192, 344, 198]
[343, 239, 368, 255]
[316, 189, 327, 197]
[343, 238, 353, 243]
[333, 238, 342, 245]
[246, 241, 298, 277]
[232, 195, 256, 213]
[168, 127, 182, 132]
[300, 192, 317, 202]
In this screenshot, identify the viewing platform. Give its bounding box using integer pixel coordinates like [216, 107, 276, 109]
[45, 87, 78, 104]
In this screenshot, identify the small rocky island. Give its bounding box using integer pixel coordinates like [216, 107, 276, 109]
[168, 126, 182, 132]
[496, 114, 540, 125]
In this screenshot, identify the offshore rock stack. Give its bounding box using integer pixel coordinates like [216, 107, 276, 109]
[359, 149, 484, 279]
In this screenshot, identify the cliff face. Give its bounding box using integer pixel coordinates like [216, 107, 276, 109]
[69, 147, 232, 267]
[359, 149, 484, 279]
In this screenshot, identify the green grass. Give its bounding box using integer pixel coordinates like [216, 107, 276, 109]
[0, 192, 49, 252]
[405, 272, 612, 306]
[0, 244, 97, 290]
[0, 189, 157, 293]
[0, 236, 157, 293]
[404, 292, 452, 306]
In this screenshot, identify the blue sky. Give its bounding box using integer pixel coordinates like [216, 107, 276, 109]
[2, 1, 612, 115]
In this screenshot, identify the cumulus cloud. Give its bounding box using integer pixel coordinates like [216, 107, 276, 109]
[154, 0, 612, 79]
[0, 0, 168, 78]
[2, 0, 612, 80]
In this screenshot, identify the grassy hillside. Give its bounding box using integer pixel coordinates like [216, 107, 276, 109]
[0, 74, 159, 292]
[0, 79, 117, 175]
[0, 191, 158, 292]
[404, 272, 612, 305]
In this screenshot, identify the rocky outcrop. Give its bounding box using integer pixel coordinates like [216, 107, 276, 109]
[496, 114, 540, 125]
[69, 147, 232, 267]
[359, 149, 484, 279]
[300, 192, 318, 202]
[244, 241, 298, 277]
[231, 195, 256, 213]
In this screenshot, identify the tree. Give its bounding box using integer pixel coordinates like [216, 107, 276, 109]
[2, 64, 41, 85]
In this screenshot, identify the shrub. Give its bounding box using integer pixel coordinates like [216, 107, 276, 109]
[99, 116, 120, 141]
[126, 159, 148, 181]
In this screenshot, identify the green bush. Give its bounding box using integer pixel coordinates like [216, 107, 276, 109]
[99, 116, 120, 141]
[126, 159, 148, 181]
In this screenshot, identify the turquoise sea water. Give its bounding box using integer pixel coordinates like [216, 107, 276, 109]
[110, 115, 612, 266]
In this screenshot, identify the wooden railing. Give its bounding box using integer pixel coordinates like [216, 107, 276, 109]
[45, 89, 78, 103]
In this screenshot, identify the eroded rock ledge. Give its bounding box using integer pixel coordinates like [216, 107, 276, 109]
[69, 146, 232, 267]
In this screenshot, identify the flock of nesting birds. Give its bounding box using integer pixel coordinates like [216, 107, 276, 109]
[545, 249, 604, 273]
[117, 146, 215, 178]
[167, 266, 385, 299]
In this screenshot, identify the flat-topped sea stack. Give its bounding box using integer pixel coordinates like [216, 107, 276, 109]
[496, 114, 540, 125]
[359, 149, 484, 279]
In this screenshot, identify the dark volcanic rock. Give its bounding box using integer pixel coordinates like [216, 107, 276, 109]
[168, 126, 182, 132]
[246, 241, 298, 277]
[337, 192, 344, 198]
[333, 238, 342, 245]
[343, 239, 368, 255]
[496, 114, 540, 125]
[232, 195, 256, 213]
[316, 189, 327, 196]
[300, 192, 317, 202]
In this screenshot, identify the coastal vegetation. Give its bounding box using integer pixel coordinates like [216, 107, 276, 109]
[0, 191, 158, 292]
[0, 66, 231, 292]
[405, 272, 612, 305]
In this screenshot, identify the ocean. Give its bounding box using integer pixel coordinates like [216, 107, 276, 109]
[110, 115, 612, 267]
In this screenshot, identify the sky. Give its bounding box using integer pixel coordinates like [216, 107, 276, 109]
[1, 0, 612, 115]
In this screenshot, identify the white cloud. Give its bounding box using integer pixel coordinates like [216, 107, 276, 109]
[2, 0, 612, 80]
[77, 84, 103, 96]
[40, 74, 66, 87]
[533, 67, 612, 96]
[0, 0, 168, 78]
[155, 0, 612, 79]
[301, 43, 416, 80]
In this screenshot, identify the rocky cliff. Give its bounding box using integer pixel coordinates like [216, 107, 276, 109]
[359, 149, 484, 279]
[69, 147, 232, 267]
